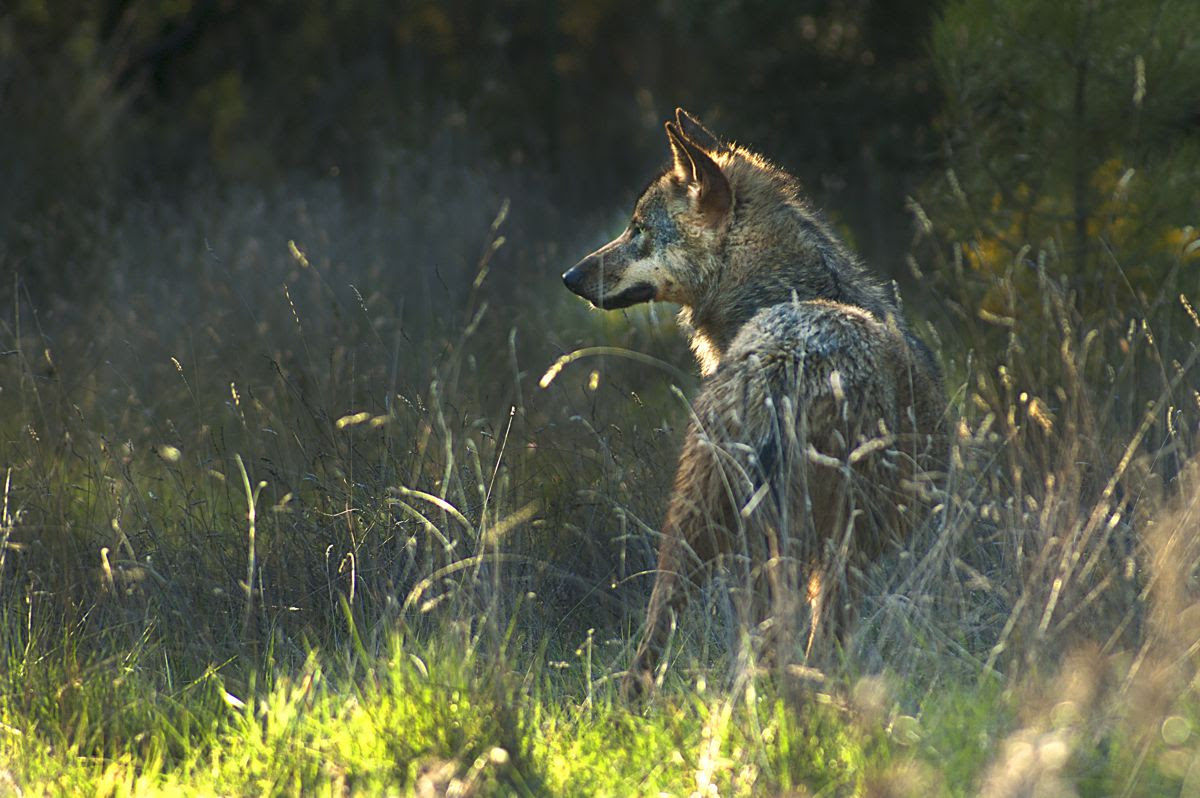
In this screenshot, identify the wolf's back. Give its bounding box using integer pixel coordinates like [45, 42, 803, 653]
[693, 298, 942, 558]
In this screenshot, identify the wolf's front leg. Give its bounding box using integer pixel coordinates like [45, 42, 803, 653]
[622, 428, 729, 700]
[622, 533, 687, 700]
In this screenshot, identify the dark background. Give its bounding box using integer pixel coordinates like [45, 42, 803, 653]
[2, 0, 941, 305]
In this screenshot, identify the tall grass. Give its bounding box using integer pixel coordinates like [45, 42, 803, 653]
[0, 148, 1197, 794]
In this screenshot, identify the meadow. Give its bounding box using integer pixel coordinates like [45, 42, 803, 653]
[1, 123, 1198, 797]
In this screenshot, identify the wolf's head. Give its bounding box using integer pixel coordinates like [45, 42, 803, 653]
[562, 108, 735, 311]
[564, 108, 894, 375]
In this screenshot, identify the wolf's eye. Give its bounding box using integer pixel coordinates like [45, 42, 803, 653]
[629, 222, 642, 238]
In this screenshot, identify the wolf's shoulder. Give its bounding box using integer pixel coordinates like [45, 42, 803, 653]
[723, 299, 892, 363]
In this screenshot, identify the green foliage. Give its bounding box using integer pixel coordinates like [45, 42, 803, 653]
[916, 0, 1200, 597]
[925, 0, 1200, 319]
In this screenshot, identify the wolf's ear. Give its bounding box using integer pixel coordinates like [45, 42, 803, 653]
[665, 121, 732, 226]
[675, 108, 727, 155]
[666, 121, 695, 184]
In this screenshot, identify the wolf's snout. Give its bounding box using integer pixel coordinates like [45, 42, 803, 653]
[564, 251, 657, 310]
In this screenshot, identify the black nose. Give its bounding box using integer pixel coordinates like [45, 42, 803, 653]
[562, 265, 585, 294]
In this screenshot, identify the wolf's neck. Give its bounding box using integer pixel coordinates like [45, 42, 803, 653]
[679, 290, 775, 375]
[681, 240, 894, 376]
[680, 288, 776, 375]
[676, 309, 723, 376]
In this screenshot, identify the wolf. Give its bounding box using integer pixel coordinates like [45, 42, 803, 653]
[563, 109, 945, 697]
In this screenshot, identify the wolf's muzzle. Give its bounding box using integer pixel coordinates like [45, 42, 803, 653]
[563, 262, 655, 310]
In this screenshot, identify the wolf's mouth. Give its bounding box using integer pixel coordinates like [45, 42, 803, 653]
[598, 283, 656, 310]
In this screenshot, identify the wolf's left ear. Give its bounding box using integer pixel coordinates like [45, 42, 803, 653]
[666, 121, 732, 226]
[675, 108, 728, 155]
[666, 122, 698, 185]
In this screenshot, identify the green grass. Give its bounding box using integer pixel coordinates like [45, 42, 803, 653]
[2, 618, 1196, 796]
[1, 173, 1198, 796]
